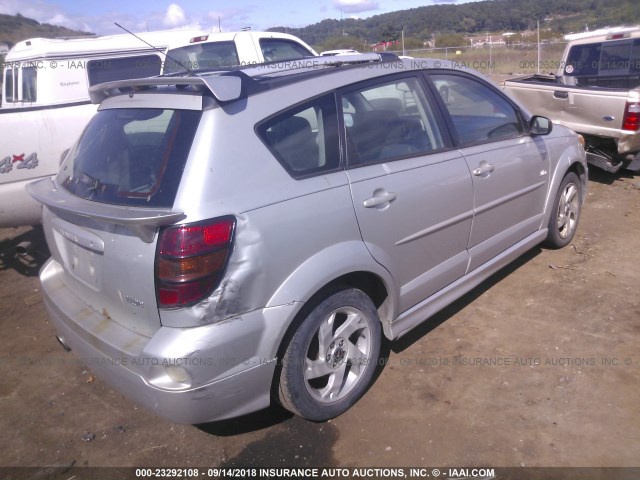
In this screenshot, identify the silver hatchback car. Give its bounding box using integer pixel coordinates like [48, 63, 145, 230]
[29, 54, 587, 423]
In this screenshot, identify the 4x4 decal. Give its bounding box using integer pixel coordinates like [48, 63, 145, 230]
[0, 153, 39, 174]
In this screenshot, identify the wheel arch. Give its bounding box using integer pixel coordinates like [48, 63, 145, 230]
[542, 142, 588, 229]
[269, 267, 395, 407]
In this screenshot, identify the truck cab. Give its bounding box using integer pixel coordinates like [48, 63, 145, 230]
[163, 31, 317, 73]
[560, 27, 640, 89]
[0, 29, 317, 227]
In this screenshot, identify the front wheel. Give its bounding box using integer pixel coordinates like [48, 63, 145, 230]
[278, 288, 382, 421]
[544, 172, 582, 249]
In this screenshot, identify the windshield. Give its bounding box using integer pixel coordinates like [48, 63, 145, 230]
[59, 108, 201, 207]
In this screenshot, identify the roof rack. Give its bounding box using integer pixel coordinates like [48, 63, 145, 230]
[89, 53, 400, 104]
[240, 52, 399, 76]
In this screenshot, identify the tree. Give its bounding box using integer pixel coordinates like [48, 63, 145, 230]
[378, 24, 400, 43]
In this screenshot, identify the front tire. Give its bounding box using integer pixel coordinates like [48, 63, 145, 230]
[278, 288, 382, 421]
[544, 171, 581, 249]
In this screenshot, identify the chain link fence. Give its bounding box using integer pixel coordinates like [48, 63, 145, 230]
[388, 42, 568, 75]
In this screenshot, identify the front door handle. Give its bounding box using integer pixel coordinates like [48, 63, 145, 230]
[473, 161, 495, 177]
[553, 90, 569, 99]
[364, 192, 397, 208]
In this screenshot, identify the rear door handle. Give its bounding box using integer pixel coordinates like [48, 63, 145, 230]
[364, 192, 397, 208]
[553, 90, 569, 99]
[473, 162, 494, 176]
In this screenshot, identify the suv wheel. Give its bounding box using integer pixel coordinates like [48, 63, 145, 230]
[279, 288, 381, 421]
[545, 171, 581, 249]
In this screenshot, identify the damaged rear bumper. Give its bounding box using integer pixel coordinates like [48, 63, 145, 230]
[40, 258, 299, 424]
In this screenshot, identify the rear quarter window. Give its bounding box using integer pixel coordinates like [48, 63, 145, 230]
[59, 108, 201, 207]
[257, 93, 340, 177]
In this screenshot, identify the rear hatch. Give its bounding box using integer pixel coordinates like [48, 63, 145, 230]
[29, 99, 202, 337]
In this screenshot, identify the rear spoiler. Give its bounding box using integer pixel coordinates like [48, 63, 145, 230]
[89, 53, 399, 104]
[88, 73, 246, 104]
[27, 177, 185, 243]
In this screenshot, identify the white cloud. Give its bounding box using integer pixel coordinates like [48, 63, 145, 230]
[163, 3, 187, 27]
[46, 13, 91, 32]
[332, 0, 379, 14]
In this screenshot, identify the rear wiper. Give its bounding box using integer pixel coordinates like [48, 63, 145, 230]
[79, 172, 106, 193]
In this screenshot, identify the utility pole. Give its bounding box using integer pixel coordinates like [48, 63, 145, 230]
[537, 20, 540, 74]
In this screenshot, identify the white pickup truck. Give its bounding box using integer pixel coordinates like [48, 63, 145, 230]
[503, 27, 640, 173]
[0, 30, 317, 227]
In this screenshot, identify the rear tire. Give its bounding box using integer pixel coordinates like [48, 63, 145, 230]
[278, 288, 381, 421]
[544, 172, 581, 249]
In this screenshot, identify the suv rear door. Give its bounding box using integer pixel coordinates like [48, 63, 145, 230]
[342, 75, 474, 313]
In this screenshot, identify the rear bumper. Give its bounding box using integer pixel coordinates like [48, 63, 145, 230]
[40, 258, 298, 424]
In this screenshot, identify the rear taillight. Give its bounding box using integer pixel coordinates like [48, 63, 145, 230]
[156, 217, 235, 308]
[622, 102, 640, 131]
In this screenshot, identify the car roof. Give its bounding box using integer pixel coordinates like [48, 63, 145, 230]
[89, 54, 471, 105]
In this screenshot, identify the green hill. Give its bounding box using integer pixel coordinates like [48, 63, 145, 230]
[269, 0, 640, 50]
[0, 12, 93, 52]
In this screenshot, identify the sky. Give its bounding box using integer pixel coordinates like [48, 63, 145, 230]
[0, 0, 464, 36]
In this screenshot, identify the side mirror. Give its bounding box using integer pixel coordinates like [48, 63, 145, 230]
[530, 115, 552, 136]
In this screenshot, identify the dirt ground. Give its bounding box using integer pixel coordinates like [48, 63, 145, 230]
[1, 168, 639, 478]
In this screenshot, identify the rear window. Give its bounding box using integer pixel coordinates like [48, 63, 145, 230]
[59, 108, 201, 208]
[259, 39, 314, 62]
[164, 42, 240, 74]
[565, 39, 640, 77]
[87, 55, 162, 87]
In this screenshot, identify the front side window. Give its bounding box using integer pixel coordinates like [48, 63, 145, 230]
[341, 77, 444, 164]
[259, 39, 314, 62]
[257, 94, 340, 177]
[164, 42, 240, 73]
[430, 74, 523, 145]
[59, 108, 201, 207]
[87, 55, 162, 87]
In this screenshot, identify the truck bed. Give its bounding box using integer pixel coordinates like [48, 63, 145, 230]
[504, 75, 640, 155]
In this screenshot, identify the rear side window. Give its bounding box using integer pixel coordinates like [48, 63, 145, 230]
[59, 108, 201, 207]
[22, 67, 37, 102]
[341, 77, 445, 165]
[430, 74, 523, 145]
[164, 42, 240, 73]
[3, 67, 36, 103]
[259, 39, 314, 62]
[257, 94, 340, 177]
[87, 55, 162, 87]
[4, 68, 15, 102]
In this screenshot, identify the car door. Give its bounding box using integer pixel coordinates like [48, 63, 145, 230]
[428, 72, 550, 272]
[343, 75, 474, 314]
